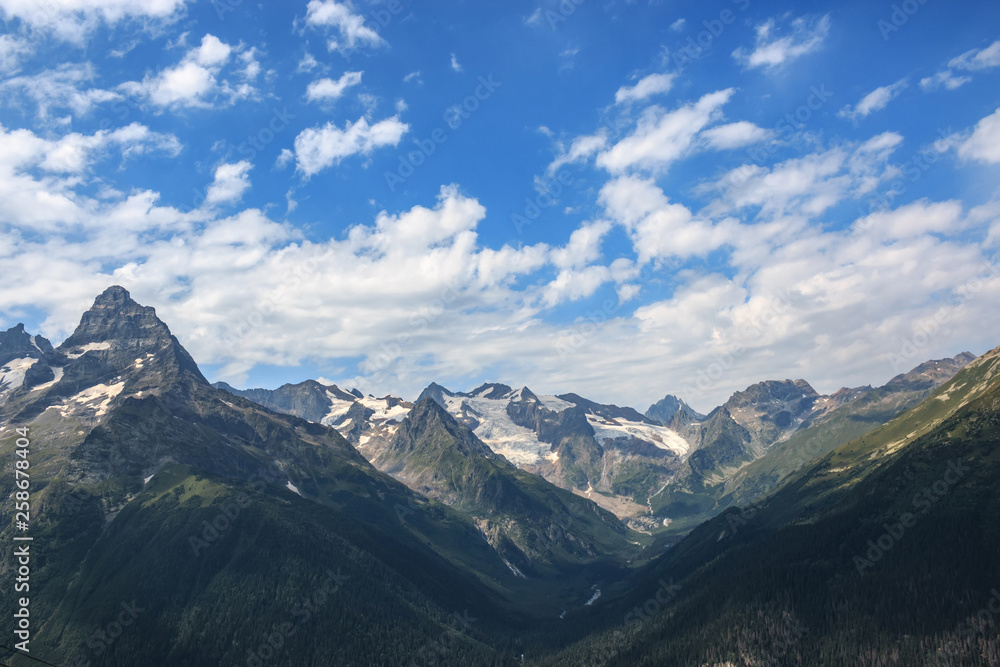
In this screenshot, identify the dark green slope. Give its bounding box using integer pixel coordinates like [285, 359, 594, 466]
[534, 346, 1000, 666]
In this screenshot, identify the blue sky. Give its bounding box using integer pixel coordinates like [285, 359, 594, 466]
[1, 0, 999, 411]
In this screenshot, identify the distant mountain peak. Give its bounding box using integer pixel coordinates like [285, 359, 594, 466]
[645, 394, 706, 424]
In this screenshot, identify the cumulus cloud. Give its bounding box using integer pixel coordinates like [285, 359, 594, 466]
[0, 0, 189, 43]
[120, 34, 254, 109]
[600, 176, 734, 263]
[733, 14, 830, 70]
[705, 132, 903, 218]
[305, 0, 385, 52]
[0, 122, 180, 176]
[293, 115, 409, 177]
[306, 71, 363, 102]
[205, 161, 253, 205]
[0, 63, 121, 120]
[956, 107, 1000, 164]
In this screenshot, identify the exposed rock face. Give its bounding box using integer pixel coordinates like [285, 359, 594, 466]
[372, 397, 636, 575]
[645, 394, 705, 425]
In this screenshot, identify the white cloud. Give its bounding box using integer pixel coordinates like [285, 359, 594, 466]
[949, 39, 1000, 71]
[205, 161, 253, 205]
[293, 115, 409, 177]
[0, 34, 32, 74]
[597, 88, 734, 173]
[0, 122, 180, 176]
[194, 34, 232, 67]
[921, 39, 1000, 91]
[0, 0, 189, 43]
[614, 73, 675, 105]
[450, 53, 463, 72]
[547, 133, 608, 174]
[919, 70, 971, 91]
[701, 121, 772, 150]
[852, 199, 964, 240]
[733, 14, 830, 70]
[0, 126, 996, 412]
[840, 79, 907, 119]
[305, 0, 385, 52]
[669, 18, 686, 32]
[0, 63, 121, 120]
[120, 34, 255, 109]
[238, 48, 262, 81]
[706, 133, 903, 218]
[600, 176, 734, 262]
[957, 108, 1000, 164]
[298, 52, 320, 73]
[306, 71, 363, 102]
[542, 265, 611, 307]
[551, 220, 612, 270]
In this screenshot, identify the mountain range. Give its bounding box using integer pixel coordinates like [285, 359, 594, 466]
[218, 351, 974, 538]
[1, 286, 996, 666]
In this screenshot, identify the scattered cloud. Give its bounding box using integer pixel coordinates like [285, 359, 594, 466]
[615, 73, 675, 105]
[0, 34, 33, 74]
[306, 71, 363, 102]
[921, 39, 1000, 91]
[119, 34, 255, 109]
[700, 121, 772, 150]
[840, 79, 908, 119]
[306, 0, 385, 52]
[597, 88, 734, 173]
[0, 0, 189, 43]
[0, 63, 121, 120]
[547, 133, 608, 174]
[205, 160, 253, 205]
[450, 53, 463, 72]
[669, 18, 686, 33]
[293, 115, 409, 177]
[733, 14, 830, 70]
[298, 52, 320, 73]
